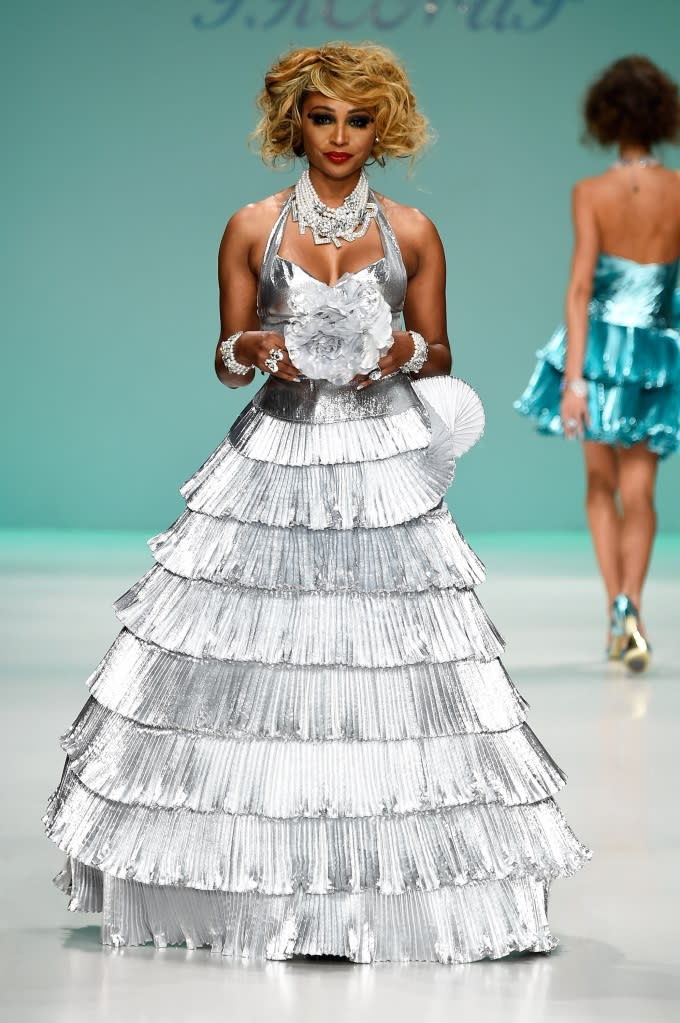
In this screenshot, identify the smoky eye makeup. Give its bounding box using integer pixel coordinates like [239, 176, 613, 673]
[306, 111, 374, 129]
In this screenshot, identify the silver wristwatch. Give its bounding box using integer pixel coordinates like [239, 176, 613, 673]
[400, 330, 428, 375]
[219, 331, 254, 375]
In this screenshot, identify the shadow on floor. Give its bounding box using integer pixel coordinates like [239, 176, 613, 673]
[51, 927, 680, 1008]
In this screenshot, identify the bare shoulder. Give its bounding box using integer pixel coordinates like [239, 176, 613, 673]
[376, 194, 443, 247]
[222, 188, 293, 242]
[572, 174, 604, 203]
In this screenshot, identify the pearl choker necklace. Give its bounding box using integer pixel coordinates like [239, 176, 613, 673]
[612, 155, 661, 193]
[292, 169, 377, 248]
[613, 155, 660, 168]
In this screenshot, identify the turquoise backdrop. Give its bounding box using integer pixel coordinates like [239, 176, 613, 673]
[3, 0, 680, 533]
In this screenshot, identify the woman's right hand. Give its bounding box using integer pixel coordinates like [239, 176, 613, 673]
[560, 388, 590, 439]
[235, 331, 300, 382]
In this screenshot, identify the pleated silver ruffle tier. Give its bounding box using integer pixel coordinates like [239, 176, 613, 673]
[44, 371, 591, 963]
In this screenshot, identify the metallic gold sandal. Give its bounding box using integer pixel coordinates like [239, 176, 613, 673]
[607, 632, 625, 661]
[608, 598, 625, 661]
[611, 594, 651, 673]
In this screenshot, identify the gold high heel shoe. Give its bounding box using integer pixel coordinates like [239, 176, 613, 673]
[607, 597, 625, 660]
[607, 631, 624, 661]
[610, 594, 651, 673]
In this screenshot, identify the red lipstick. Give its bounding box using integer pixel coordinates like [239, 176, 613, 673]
[326, 152, 352, 164]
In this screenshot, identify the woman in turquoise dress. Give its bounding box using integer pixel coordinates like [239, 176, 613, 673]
[516, 55, 680, 672]
[43, 42, 590, 962]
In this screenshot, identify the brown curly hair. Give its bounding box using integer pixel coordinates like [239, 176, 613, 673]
[584, 55, 680, 148]
[253, 41, 430, 165]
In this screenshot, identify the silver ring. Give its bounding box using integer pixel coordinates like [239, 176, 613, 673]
[264, 357, 279, 373]
[565, 417, 578, 429]
[368, 368, 382, 381]
[269, 348, 284, 362]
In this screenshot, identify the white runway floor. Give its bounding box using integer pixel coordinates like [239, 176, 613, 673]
[1, 529, 679, 1023]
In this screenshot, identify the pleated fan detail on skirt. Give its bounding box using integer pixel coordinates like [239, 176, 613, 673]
[44, 373, 590, 963]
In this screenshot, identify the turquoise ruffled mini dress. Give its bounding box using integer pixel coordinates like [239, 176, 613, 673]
[515, 253, 680, 456]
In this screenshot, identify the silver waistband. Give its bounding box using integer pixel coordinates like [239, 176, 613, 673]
[253, 373, 422, 424]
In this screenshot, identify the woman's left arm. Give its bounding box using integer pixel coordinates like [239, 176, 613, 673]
[359, 211, 452, 386]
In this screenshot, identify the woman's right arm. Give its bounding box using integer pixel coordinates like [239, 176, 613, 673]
[561, 181, 599, 436]
[215, 206, 298, 387]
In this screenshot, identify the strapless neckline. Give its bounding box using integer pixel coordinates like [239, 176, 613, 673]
[274, 253, 386, 289]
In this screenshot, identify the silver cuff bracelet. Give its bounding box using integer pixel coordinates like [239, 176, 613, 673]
[400, 330, 428, 375]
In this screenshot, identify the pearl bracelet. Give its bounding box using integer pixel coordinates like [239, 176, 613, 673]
[219, 331, 255, 375]
[560, 377, 588, 398]
[400, 330, 428, 375]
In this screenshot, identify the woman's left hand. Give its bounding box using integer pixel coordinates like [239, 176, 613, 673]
[560, 389, 590, 439]
[354, 332, 417, 389]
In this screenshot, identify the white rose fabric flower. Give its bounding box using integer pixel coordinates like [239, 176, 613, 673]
[285, 277, 394, 386]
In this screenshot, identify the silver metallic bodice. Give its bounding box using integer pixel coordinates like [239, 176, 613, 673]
[258, 189, 407, 332]
[590, 252, 679, 329]
[256, 188, 410, 418]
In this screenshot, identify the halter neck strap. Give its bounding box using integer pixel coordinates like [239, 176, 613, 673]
[256, 186, 407, 318]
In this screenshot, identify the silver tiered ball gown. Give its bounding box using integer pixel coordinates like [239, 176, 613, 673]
[44, 193, 590, 963]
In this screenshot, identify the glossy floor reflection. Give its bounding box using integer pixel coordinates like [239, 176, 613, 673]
[1, 530, 679, 1023]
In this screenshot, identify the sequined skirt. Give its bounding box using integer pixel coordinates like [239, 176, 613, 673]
[515, 317, 680, 456]
[43, 373, 590, 963]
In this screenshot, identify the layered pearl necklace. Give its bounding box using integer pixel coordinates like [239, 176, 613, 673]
[292, 169, 377, 248]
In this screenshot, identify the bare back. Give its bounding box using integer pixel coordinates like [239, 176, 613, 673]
[589, 166, 680, 263]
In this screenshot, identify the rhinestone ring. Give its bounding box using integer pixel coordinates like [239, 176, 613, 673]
[264, 357, 279, 373]
[269, 348, 284, 362]
[565, 417, 578, 430]
[368, 368, 382, 381]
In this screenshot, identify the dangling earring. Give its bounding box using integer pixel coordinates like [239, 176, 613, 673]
[369, 136, 385, 168]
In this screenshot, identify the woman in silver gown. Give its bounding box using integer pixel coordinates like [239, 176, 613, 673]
[44, 42, 590, 963]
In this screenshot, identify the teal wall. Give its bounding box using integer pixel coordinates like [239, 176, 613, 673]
[3, 0, 680, 534]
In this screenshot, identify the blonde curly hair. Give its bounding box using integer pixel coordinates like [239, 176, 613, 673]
[254, 41, 430, 165]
